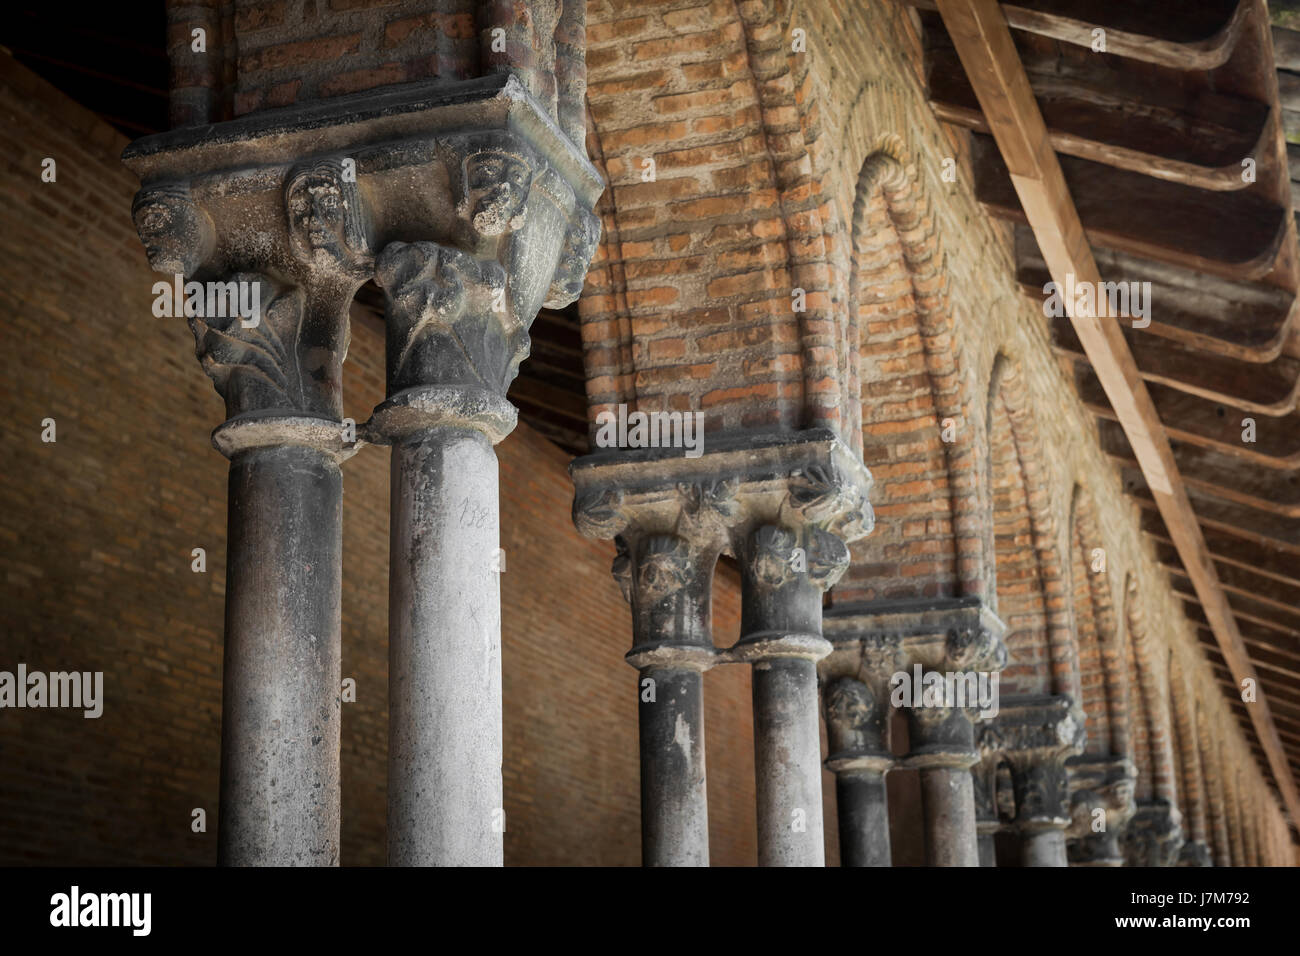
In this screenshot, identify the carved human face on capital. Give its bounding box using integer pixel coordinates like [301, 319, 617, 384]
[464, 151, 532, 236]
[132, 188, 212, 276]
[286, 165, 365, 267]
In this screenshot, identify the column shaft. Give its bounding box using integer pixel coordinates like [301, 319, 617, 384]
[977, 831, 997, 866]
[387, 428, 503, 866]
[753, 658, 825, 866]
[638, 667, 708, 866]
[920, 765, 980, 866]
[836, 770, 891, 866]
[218, 444, 342, 866]
[1021, 828, 1068, 867]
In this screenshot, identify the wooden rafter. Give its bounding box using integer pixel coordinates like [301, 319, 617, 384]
[934, 0, 1300, 828]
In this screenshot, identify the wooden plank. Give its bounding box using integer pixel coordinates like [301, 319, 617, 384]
[935, 0, 1300, 829]
[1016, 227, 1295, 362]
[1146, 515, 1300, 590]
[1099, 420, 1300, 518]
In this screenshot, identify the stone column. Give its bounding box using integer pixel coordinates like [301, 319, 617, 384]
[129, 68, 601, 869]
[822, 650, 898, 867]
[734, 522, 853, 867]
[611, 528, 720, 866]
[1124, 799, 1184, 866]
[370, 141, 598, 866]
[999, 695, 1086, 867]
[573, 432, 874, 867]
[128, 154, 369, 865]
[1066, 754, 1136, 866]
[909, 706, 981, 866]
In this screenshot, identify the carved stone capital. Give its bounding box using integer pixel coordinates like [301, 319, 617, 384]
[612, 530, 720, 672]
[1123, 800, 1184, 867]
[972, 718, 1005, 831]
[993, 695, 1086, 830]
[1065, 754, 1137, 865]
[571, 430, 872, 667]
[125, 75, 602, 431]
[823, 596, 1007, 678]
[822, 676, 893, 774]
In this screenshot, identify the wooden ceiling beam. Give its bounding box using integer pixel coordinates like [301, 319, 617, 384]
[906, 0, 1251, 70]
[935, 0, 1300, 827]
[1076, 368, 1300, 468]
[1055, 321, 1300, 416]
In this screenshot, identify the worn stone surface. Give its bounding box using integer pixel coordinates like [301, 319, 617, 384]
[1066, 754, 1137, 866]
[995, 695, 1087, 867]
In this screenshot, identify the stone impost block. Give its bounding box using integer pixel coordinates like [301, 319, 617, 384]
[822, 595, 1007, 679]
[1123, 799, 1185, 867]
[993, 694, 1087, 831]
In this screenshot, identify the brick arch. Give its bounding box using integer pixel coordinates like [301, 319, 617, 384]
[831, 148, 979, 602]
[1068, 485, 1127, 755]
[1123, 575, 1177, 808]
[575, 0, 859, 441]
[1168, 652, 1208, 848]
[734, 0, 851, 439]
[1197, 703, 1232, 866]
[986, 355, 1076, 699]
[578, 106, 638, 434]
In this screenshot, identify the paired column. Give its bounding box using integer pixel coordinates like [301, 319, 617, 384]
[128, 76, 602, 866]
[823, 596, 1006, 867]
[998, 695, 1086, 867]
[1065, 754, 1136, 866]
[572, 432, 874, 866]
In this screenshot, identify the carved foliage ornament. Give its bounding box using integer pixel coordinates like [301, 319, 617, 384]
[375, 241, 517, 395]
[573, 487, 628, 540]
